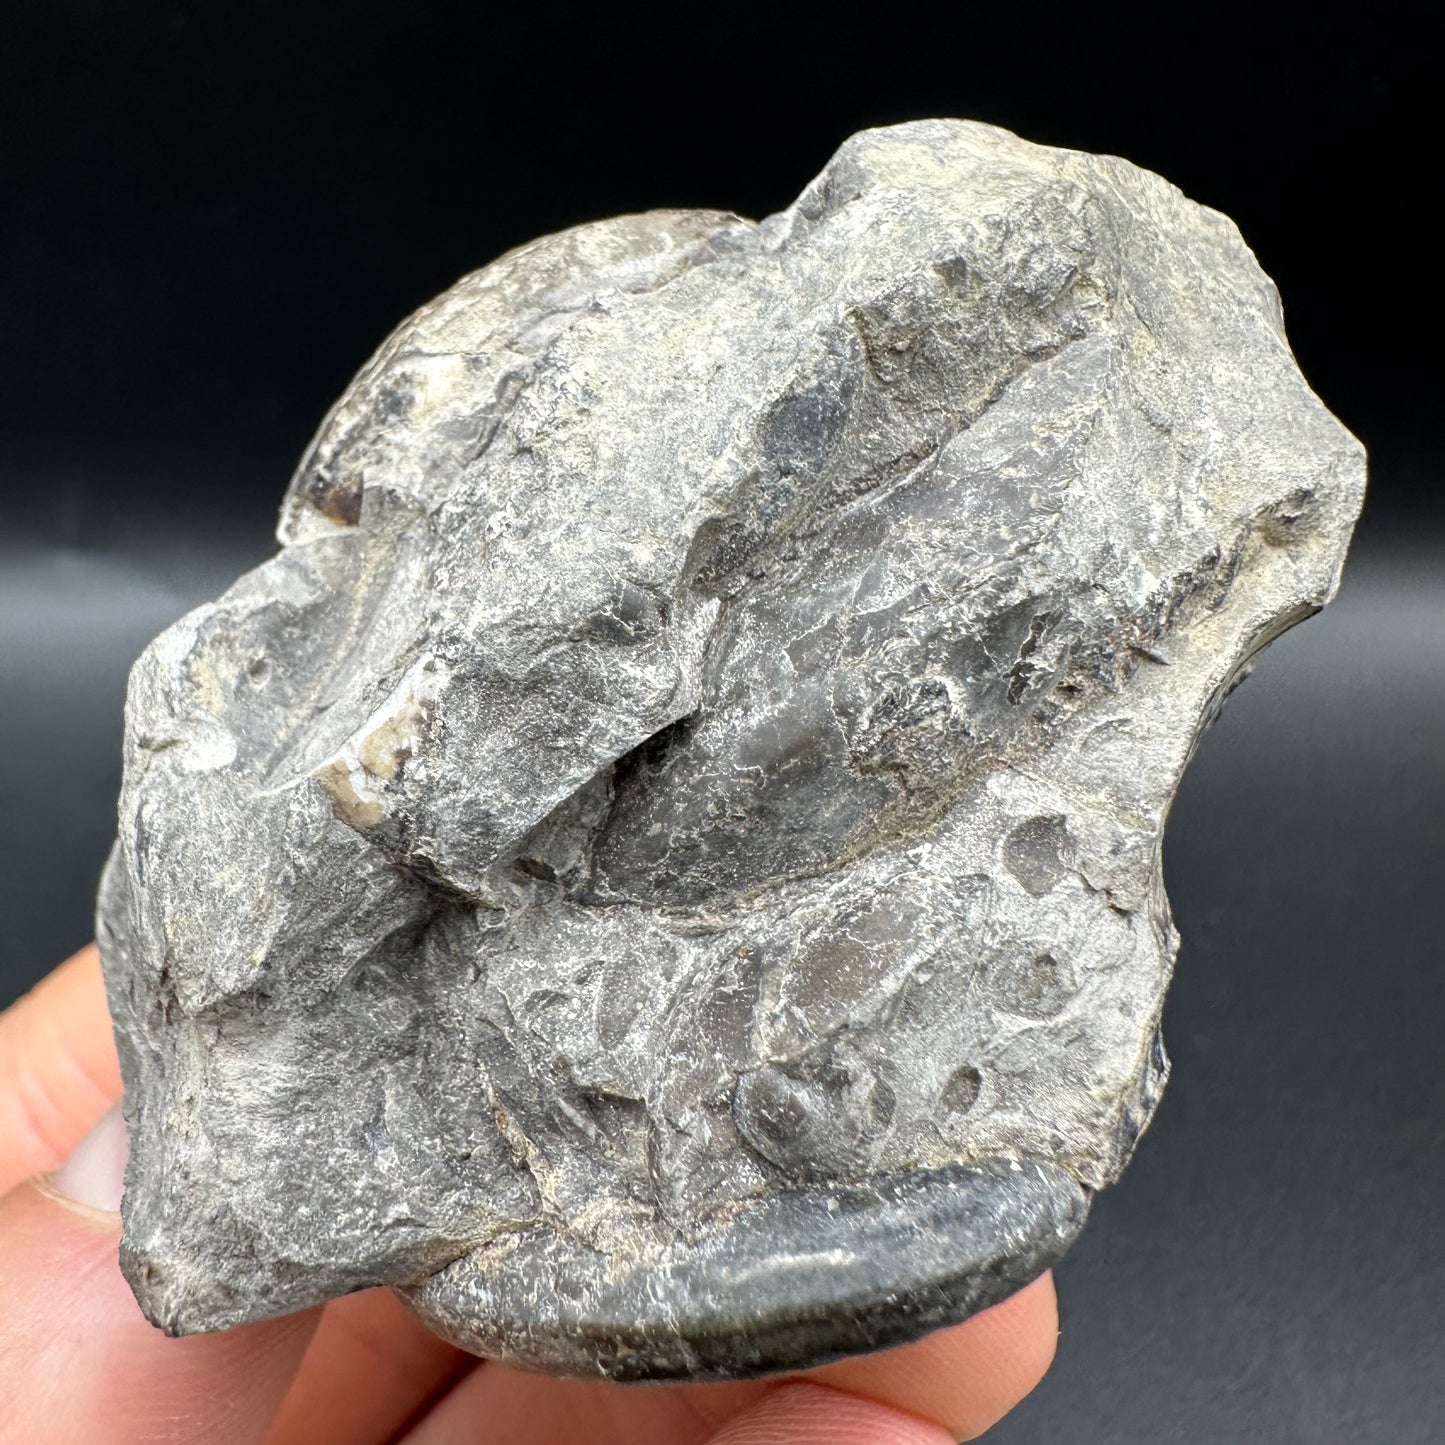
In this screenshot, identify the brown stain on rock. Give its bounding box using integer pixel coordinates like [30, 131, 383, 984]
[303, 474, 363, 527]
[315, 757, 385, 830]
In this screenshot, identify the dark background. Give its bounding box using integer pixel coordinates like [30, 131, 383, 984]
[1, 3, 1440, 1439]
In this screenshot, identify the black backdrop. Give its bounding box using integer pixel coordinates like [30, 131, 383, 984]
[1, 3, 1440, 1439]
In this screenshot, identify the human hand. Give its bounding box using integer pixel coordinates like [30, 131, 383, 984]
[0, 945, 1058, 1443]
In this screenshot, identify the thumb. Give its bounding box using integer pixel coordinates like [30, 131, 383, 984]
[0, 1102, 319, 1445]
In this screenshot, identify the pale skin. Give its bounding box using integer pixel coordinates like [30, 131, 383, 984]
[0, 945, 1060, 1443]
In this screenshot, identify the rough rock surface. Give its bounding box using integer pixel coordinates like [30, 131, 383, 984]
[98, 119, 1364, 1379]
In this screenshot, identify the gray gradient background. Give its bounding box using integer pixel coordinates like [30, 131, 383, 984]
[1, 2, 1440, 1438]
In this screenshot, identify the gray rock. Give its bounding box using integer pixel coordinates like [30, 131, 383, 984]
[97, 119, 1364, 1379]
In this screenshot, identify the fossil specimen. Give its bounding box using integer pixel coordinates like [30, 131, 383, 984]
[99, 119, 1364, 1378]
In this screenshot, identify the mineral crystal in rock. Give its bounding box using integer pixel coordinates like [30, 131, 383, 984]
[98, 119, 1364, 1378]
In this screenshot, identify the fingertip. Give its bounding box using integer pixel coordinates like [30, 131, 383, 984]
[802, 1271, 1060, 1441]
[0, 943, 123, 1193]
[985, 1269, 1060, 1395]
[705, 1382, 955, 1445]
[263, 1287, 472, 1445]
[44, 1098, 129, 1214]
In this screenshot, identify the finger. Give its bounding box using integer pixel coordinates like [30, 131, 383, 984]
[0, 944, 122, 1193]
[0, 1103, 319, 1445]
[263, 1288, 472, 1445]
[400, 1357, 762, 1444]
[401, 1271, 1058, 1445]
[805, 1271, 1060, 1440]
[703, 1382, 953, 1445]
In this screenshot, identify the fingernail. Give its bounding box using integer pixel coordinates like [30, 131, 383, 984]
[47, 1100, 129, 1213]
